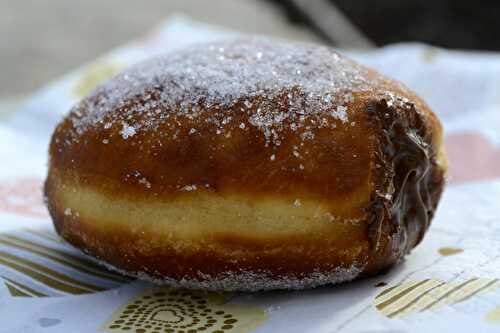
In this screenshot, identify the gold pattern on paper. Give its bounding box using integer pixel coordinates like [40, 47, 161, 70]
[374, 278, 500, 318]
[438, 247, 464, 256]
[73, 61, 125, 98]
[104, 287, 267, 333]
[485, 306, 500, 324]
[0, 229, 131, 297]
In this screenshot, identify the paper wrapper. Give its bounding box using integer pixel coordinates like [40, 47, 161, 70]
[1, 15, 500, 333]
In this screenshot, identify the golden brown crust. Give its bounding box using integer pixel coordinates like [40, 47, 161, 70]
[50, 94, 377, 213]
[44, 39, 446, 290]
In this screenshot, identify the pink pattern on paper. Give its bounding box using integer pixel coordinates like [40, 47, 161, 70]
[445, 132, 500, 184]
[0, 177, 48, 218]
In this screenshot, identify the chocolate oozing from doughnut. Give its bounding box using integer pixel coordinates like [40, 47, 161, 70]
[44, 38, 446, 291]
[365, 98, 445, 274]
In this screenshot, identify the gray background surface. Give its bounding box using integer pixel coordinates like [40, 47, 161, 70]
[0, 0, 318, 99]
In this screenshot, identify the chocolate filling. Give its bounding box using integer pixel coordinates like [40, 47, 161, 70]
[366, 98, 444, 273]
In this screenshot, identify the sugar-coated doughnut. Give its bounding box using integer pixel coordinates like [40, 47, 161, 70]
[45, 38, 447, 291]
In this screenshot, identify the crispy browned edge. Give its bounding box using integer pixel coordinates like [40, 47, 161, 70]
[44, 67, 446, 288]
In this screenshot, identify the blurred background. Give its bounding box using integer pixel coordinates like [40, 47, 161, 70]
[2, 0, 499, 101]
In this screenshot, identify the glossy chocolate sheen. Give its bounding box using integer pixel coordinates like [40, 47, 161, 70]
[45, 39, 446, 290]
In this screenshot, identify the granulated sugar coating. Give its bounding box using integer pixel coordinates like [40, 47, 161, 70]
[66, 38, 413, 147]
